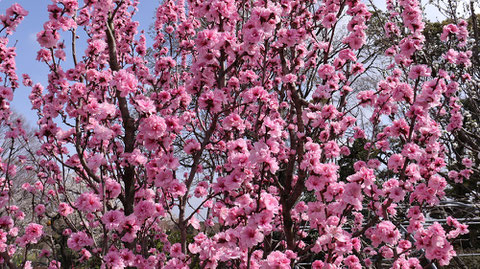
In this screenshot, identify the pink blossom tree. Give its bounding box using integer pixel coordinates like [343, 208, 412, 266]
[0, 0, 473, 268]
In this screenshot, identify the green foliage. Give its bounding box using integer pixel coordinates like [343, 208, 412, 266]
[338, 138, 370, 182]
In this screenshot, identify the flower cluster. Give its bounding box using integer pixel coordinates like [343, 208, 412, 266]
[0, 0, 472, 268]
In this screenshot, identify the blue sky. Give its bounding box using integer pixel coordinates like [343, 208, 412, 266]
[2, 0, 159, 126]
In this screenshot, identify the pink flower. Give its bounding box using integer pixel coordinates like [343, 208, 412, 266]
[389, 187, 405, 202]
[448, 170, 460, 183]
[102, 210, 125, 231]
[0, 216, 14, 230]
[460, 169, 472, 180]
[124, 149, 148, 166]
[121, 215, 140, 243]
[184, 139, 201, 155]
[250, 141, 279, 173]
[119, 249, 135, 267]
[112, 70, 138, 97]
[198, 90, 224, 113]
[34, 181, 44, 191]
[242, 86, 268, 103]
[282, 74, 297, 84]
[25, 223, 43, 238]
[96, 102, 116, 120]
[415, 223, 455, 266]
[369, 221, 400, 247]
[48, 261, 61, 269]
[401, 143, 421, 160]
[75, 192, 102, 212]
[427, 175, 447, 192]
[87, 154, 106, 171]
[0, 87, 13, 101]
[343, 183, 363, 210]
[406, 258, 421, 269]
[134, 200, 156, 221]
[317, 64, 336, 80]
[392, 83, 414, 103]
[87, 39, 107, 54]
[105, 178, 122, 199]
[37, 28, 59, 48]
[133, 96, 156, 114]
[347, 167, 376, 186]
[265, 251, 290, 269]
[40, 249, 51, 257]
[339, 49, 357, 62]
[356, 90, 376, 107]
[6, 3, 28, 17]
[312, 260, 324, 269]
[440, 24, 458, 41]
[58, 202, 73, 217]
[17, 223, 43, 246]
[462, 157, 473, 168]
[194, 185, 207, 198]
[138, 115, 167, 149]
[2, 3, 28, 33]
[399, 38, 418, 57]
[169, 181, 187, 197]
[408, 65, 431, 80]
[322, 13, 337, 28]
[384, 22, 399, 37]
[240, 226, 264, 249]
[188, 215, 201, 230]
[170, 243, 185, 259]
[105, 250, 125, 269]
[67, 231, 94, 251]
[323, 141, 340, 159]
[155, 56, 177, 74]
[344, 26, 366, 50]
[260, 192, 279, 212]
[388, 154, 404, 172]
[223, 113, 245, 132]
[24, 261, 32, 269]
[195, 29, 219, 48]
[35, 204, 46, 216]
[93, 123, 114, 141]
[446, 216, 469, 239]
[444, 48, 458, 64]
[344, 255, 361, 269]
[80, 249, 91, 261]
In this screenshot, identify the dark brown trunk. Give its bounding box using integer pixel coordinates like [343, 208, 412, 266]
[105, 11, 137, 252]
[281, 203, 296, 250]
